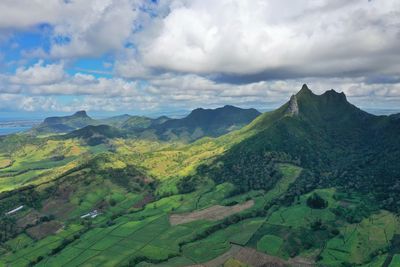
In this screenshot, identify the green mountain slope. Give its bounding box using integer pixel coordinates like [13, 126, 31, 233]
[201, 84, 400, 211]
[62, 125, 126, 146]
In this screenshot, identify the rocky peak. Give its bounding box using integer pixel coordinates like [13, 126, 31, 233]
[322, 89, 347, 101]
[297, 84, 312, 96]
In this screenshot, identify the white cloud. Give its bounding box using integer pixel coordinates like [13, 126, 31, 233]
[1, 72, 400, 112]
[0, 0, 61, 29]
[10, 60, 65, 85]
[0, 0, 144, 58]
[114, 50, 152, 79]
[137, 0, 400, 77]
[50, 0, 140, 58]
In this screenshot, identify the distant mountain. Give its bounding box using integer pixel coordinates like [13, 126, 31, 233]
[33, 111, 98, 134]
[98, 114, 132, 128]
[32, 106, 260, 141]
[121, 115, 170, 131]
[201, 84, 400, 211]
[63, 124, 125, 146]
[150, 105, 261, 141]
[390, 113, 400, 120]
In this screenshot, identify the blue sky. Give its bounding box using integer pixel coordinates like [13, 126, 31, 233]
[0, 0, 400, 116]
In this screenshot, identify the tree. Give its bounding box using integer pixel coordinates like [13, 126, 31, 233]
[306, 193, 328, 209]
[177, 176, 197, 194]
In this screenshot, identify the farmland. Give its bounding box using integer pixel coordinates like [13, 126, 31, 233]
[0, 144, 304, 266]
[0, 138, 399, 266]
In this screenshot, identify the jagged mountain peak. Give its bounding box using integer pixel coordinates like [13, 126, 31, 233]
[322, 89, 347, 101]
[296, 84, 313, 96]
[293, 85, 352, 111]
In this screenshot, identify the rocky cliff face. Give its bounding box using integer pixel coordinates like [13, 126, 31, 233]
[287, 94, 299, 115]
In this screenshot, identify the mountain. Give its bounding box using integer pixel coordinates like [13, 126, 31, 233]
[32, 111, 98, 134]
[390, 113, 400, 120]
[150, 105, 261, 141]
[62, 124, 126, 146]
[121, 115, 170, 131]
[201, 84, 400, 210]
[2, 85, 400, 267]
[31, 106, 259, 141]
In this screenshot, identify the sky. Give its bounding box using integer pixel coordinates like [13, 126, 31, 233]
[0, 0, 399, 116]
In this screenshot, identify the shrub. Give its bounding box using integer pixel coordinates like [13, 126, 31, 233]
[306, 193, 328, 209]
[177, 176, 197, 194]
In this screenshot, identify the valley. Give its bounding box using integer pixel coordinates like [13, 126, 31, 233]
[0, 86, 399, 267]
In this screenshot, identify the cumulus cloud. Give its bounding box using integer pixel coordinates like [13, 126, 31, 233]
[0, 0, 61, 29]
[1, 71, 400, 112]
[0, 0, 145, 58]
[137, 0, 400, 79]
[50, 0, 140, 58]
[10, 60, 65, 85]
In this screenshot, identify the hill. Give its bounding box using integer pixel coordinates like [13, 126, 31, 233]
[121, 115, 170, 131]
[62, 125, 126, 146]
[98, 114, 132, 128]
[390, 113, 400, 120]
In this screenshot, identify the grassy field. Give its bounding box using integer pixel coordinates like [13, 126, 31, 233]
[320, 211, 400, 266]
[223, 258, 250, 267]
[257, 234, 284, 256]
[389, 254, 400, 267]
[0, 158, 12, 169]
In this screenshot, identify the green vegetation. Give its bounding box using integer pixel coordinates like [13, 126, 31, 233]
[389, 254, 400, 267]
[257, 234, 284, 255]
[307, 193, 328, 209]
[0, 86, 399, 267]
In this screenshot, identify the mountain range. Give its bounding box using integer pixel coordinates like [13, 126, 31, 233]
[32, 105, 260, 142]
[0, 85, 399, 267]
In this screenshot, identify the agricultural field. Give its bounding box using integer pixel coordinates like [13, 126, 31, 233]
[0, 152, 303, 266]
[169, 200, 254, 225]
[0, 116, 399, 267]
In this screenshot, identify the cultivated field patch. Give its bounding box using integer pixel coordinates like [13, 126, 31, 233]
[169, 200, 254, 225]
[0, 158, 12, 169]
[320, 211, 400, 266]
[186, 244, 314, 267]
[26, 221, 63, 240]
[16, 210, 41, 229]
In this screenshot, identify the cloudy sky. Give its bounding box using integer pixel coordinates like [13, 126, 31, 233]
[0, 0, 399, 115]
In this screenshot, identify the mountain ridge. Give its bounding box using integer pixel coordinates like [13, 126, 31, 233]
[200, 84, 400, 211]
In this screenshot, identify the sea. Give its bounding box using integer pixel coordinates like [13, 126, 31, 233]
[0, 118, 41, 136]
